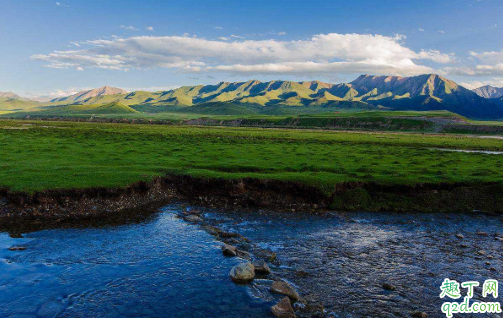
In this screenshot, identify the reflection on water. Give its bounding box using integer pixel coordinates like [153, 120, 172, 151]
[0, 205, 272, 318]
[201, 208, 503, 318]
[1, 204, 502, 318]
[429, 148, 503, 154]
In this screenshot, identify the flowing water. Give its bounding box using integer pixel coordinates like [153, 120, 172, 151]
[0, 206, 272, 318]
[1, 203, 502, 318]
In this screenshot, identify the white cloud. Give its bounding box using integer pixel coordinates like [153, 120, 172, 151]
[120, 25, 139, 31]
[277, 32, 286, 36]
[418, 28, 425, 32]
[459, 78, 503, 90]
[48, 88, 87, 98]
[76, 66, 84, 71]
[124, 85, 181, 92]
[55, 2, 69, 7]
[31, 33, 455, 76]
[146, 26, 154, 32]
[417, 50, 455, 64]
[442, 50, 503, 77]
[214, 26, 224, 30]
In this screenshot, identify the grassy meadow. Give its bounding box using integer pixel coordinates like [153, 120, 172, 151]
[1, 119, 503, 194]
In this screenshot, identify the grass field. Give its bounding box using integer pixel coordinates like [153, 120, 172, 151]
[1, 119, 503, 194]
[6, 109, 503, 134]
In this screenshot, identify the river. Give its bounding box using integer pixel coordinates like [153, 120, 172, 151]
[1, 203, 501, 318]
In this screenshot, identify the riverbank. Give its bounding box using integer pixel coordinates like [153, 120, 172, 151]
[1, 119, 503, 224]
[1, 175, 503, 230]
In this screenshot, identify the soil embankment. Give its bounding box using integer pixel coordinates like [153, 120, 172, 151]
[1, 175, 502, 229]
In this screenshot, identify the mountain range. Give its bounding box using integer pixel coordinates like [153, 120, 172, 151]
[50, 86, 129, 103]
[473, 85, 503, 99]
[2, 74, 503, 119]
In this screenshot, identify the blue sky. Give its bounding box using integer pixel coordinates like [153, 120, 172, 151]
[1, 0, 503, 98]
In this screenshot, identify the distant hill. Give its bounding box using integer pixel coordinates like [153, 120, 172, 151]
[4, 75, 503, 119]
[0, 92, 21, 99]
[473, 85, 503, 99]
[0, 92, 43, 111]
[346, 74, 503, 119]
[51, 86, 128, 103]
[33, 102, 138, 115]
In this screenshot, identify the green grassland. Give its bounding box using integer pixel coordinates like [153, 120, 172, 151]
[8, 106, 503, 135]
[1, 119, 502, 194]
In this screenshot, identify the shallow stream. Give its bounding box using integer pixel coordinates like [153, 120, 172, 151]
[1, 204, 502, 318]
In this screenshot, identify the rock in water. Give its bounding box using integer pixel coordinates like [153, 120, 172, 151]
[271, 297, 296, 318]
[183, 214, 203, 223]
[382, 283, 396, 291]
[222, 244, 238, 257]
[253, 260, 271, 274]
[255, 248, 277, 262]
[229, 262, 255, 283]
[8, 246, 27, 251]
[411, 311, 428, 318]
[455, 234, 464, 239]
[271, 281, 300, 301]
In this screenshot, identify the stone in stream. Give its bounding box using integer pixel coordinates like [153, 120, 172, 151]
[202, 225, 220, 236]
[255, 248, 277, 263]
[8, 246, 27, 251]
[411, 311, 428, 318]
[455, 234, 464, 239]
[293, 298, 324, 318]
[236, 249, 251, 261]
[382, 283, 396, 291]
[271, 296, 296, 318]
[271, 281, 300, 301]
[183, 214, 203, 223]
[229, 262, 255, 283]
[476, 231, 489, 237]
[253, 260, 271, 274]
[222, 244, 238, 257]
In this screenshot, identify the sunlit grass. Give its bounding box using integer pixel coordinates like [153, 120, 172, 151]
[1, 119, 502, 193]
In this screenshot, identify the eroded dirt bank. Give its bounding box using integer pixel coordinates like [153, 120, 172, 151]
[1, 175, 502, 228]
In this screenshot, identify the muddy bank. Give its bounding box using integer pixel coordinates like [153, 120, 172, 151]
[1, 175, 503, 228]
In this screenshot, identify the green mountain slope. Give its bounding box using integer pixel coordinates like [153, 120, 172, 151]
[31, 102, 139, 115]
[5, 74, 503, 119]
[0, 97, 43, 111]
[346, 74, 503, 119]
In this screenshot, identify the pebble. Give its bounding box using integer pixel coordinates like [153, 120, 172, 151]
[271, 281, 300, 301]
[253, 260, 271, 274]
[222, 244, 238, 257]
[271, 296, 296, 318]
[183, 214, 203, 223]
[229, 262, 255, 283]
[8, 246, 27, 251]
[382, 283, 396, 291]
